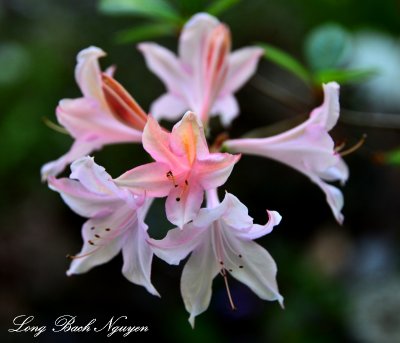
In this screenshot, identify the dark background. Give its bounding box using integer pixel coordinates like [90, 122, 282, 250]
[1, 0, 400, 342]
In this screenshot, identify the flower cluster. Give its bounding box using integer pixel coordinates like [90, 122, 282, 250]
[42, 13, 348, 326]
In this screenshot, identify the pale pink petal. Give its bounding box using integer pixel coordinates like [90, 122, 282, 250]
[180, 232, 220, 328]
[67, 220, 124, 276]
[310, 82, 340, 130]
[237, 210, 282, 240]
[311, 177, 345, 224]
[178, 13, 219, 72]
[142, 116, 184, 166]
[170, 111, 209, 163]
[225, 133, 346, 223]
[221, 47, 264, 95]
[56, 97, 143, 143]
[69, 156, 120, 195]
[115, 162, 172, 197]
[218, 192, 254, 230]
[165, 181, 204, 228]
[221, 230, 284, 306]
[319, 157, 349, 185]
[48, 176, 119, 218]
[148, 224, 205, 265]
[121, 215, 159, 296]
[138, 43, 185, 95]
[194, 191, 252, 229]
[75, 46, 106, 102]
[41, 138, 102, 181]
[150, 93, 188, 121]
[196, 153, 241, 189]
[56, 97, 101, 139]
[210, 94, 239, 127]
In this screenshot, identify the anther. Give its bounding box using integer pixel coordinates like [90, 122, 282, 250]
[166, 170, 178, 188]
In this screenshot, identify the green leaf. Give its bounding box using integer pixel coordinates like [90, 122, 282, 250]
[385, 148, 400, 165]
[304, 23, 352, 71]
[206, 0, 241, 16]
[259, 43, 312, 84]
[99, 0, 182, 24]
[177, 0, 206, 14]
[314, 68, 377, 85]
[115, 23, 175, 44]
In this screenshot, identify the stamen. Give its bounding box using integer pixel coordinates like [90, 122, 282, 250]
[220, 268, 236, 311]
[338, 134, 367, 157]
[210, 132, 229, 152]
[65, 246, 102, 260]
[334, 140, 346, 152]
[42, 117, 69, 135]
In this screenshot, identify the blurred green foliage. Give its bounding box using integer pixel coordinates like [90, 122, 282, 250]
[384, 148, 400, 165]
[260, 23, 376, 87]
[99, 0, 242, 43]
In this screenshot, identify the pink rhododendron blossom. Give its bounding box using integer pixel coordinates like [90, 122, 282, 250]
[48, 156, 159, 296]
[115, 111, 241, 228]
[224, 82, 349, 224]
[138, 13, 263, 126]
[149, 189, 283, 327]
[41, 46, 148, 180]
